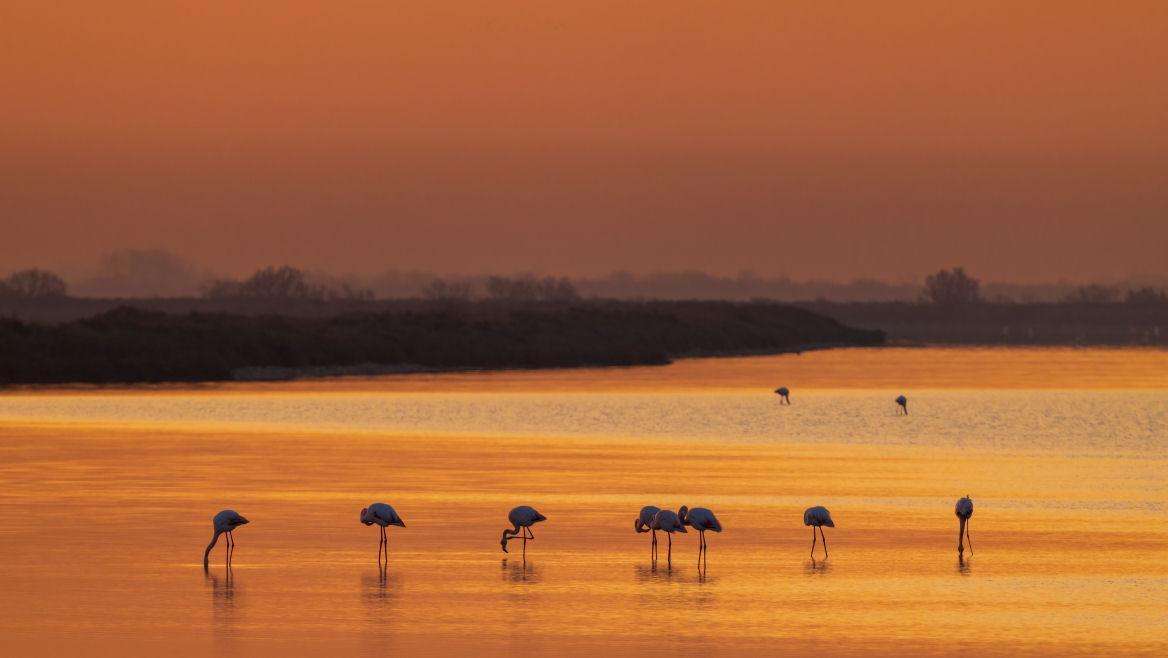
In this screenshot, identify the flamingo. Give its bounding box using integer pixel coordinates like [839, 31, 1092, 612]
[679, 506, 722, 567]
[803, 506, 834, 559]
[361, 502, 406, 565]
[203, 509, 249, 569]
[650, 509, 687, 566]
[955, 496, 973, 556]
[634, 505, 662, 560]
[775, 387, 791, 405]
[896, 395, 908, 415]
[500, 506, 546, 555]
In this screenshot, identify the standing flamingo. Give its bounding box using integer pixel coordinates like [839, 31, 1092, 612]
[634, 506, 662, 560]
[803, 506, 834, 559]
[203, 509, 249, 569]
[775, 387, 791, 404]
[500, 506, 546, 556]
[361, 502, 406, 565]
[896, 395, 908, 415]
[955, 496, 974, 556]
[679, 506, 722, 567]
[650, 509, 687, 567]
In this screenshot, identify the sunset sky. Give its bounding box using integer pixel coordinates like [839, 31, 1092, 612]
[3, 1, 1165, 281]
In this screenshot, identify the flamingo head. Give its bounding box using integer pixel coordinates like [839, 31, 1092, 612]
[499, 532, 510, 553]
[360, 507, 373, 526]
[677, 505, 689, 525]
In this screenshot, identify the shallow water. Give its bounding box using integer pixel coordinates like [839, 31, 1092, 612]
[0, 347, 1165, 656]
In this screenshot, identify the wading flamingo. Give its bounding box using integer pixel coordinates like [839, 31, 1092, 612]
[955, 496, 973, 556]
[650, 509, 687, 567]
[203, 509, 249, 569]
[679, 506, 722, 567]
[896, 395, 909, 415]
[803, 506, 834, 559]
[361, 502, 406, 565]
[635, 506, 662, 560]
[775, 387, 790, 404]
[501, 506, 546, 556]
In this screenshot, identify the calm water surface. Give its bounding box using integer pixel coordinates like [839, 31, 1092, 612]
[0, 347, 1165, 656]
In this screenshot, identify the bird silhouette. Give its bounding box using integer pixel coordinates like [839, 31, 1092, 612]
[501, 506, 546, 556]
[203, 509, 249, 570]
[896, 395, 909, 415]
[775, 387, 791, 404]
[634, 505, 662, 561]
[361, 502, 406, 566]
[679, 506, 722, 568]
[803, 506, 834, 559]
[650, 509, 687, 567]
[955, 496, 974, 556]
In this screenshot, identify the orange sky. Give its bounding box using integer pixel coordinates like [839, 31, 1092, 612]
[2, 1, 1165, 280]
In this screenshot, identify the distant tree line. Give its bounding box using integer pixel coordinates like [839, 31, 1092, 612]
[10, 256, 1168, 307]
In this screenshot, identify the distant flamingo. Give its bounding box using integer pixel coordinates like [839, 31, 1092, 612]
[361, 502, 406, 565]
[803, 506, 834, 559]
[634, 505, 662, 560]
[679, 506, 722, 567]
[955, 496, 973, 556]
[203, 509, 249, 569]
[896, 395, 908, 415]
[650, 509, 687, 566]
[775, 387, 791, 404]
[500, 506, 546, 556]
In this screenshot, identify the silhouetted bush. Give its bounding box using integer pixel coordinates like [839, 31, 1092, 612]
[485, 275, 579, 302]
[0, 269, 67, 298]
[1062, 284, 1121, 304]
[923, 267, 981, 305]
[422, 278, 474, 301]
[1125, 287, 1168, 305]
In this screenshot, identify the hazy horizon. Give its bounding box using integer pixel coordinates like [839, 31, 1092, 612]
[4, 2, 1166, 282]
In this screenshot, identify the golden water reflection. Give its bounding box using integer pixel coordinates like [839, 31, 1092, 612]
[0, 349, 1165, 655]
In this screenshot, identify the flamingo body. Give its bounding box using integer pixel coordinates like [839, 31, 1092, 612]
[680, 506, 722, 568]
[361, 502, 405, 565]
[803, 506, 834, 559]
[636, 505, 662, 560]
[361, 502, 406, 528]
[681, 507, 722, 532]
[203, 509, 249, 569]
[955, 496, 974, 555]
[501, 506, 547, 554]
[803, 506, 834, 527]
[650, 509, 686, 566]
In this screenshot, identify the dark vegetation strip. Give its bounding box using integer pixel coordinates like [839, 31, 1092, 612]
[0, 301, 883, 384]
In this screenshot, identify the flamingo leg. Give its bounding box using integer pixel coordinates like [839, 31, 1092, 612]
[525, 526, 534, 540]
[820, 526, 829, 558]
[652, 530, 658, 561]
[810, 526, 817, 558]
[667, 533, 673, 567]
[965, 520, 973, 556]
